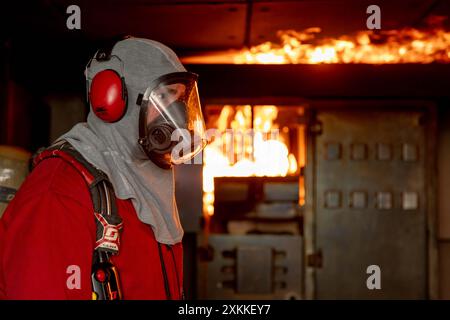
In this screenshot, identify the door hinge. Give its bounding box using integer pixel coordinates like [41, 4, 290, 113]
[307, 250, 323, 268]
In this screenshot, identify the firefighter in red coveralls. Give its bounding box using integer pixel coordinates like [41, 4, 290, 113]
[0, 37, 207, 299]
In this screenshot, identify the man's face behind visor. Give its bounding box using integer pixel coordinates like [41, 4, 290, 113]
[138, 72, 207, 169]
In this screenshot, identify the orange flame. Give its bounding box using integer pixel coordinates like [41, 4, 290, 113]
[182, 26, 450, 64]
[203, 105, 298, 216]
[237, 27, 450, 64]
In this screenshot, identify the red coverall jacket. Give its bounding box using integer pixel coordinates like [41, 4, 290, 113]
[0, 157, 183, 300]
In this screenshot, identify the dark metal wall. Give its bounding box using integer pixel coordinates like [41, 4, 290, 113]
[438, 106, 450, 299]
[310, 106, 431, 299]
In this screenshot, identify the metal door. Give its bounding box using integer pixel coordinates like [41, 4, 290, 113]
[311, 109, 428, 299]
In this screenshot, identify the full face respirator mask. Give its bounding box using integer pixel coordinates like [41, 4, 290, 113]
[137, 72, 207, 169]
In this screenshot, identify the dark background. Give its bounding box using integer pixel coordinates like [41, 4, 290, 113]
[3, 0, 450, 151]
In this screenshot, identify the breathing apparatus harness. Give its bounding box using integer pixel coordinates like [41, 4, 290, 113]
[32, 141, 180, 300]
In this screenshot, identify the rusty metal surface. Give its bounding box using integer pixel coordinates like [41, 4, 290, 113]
[313, 110, 428, 299]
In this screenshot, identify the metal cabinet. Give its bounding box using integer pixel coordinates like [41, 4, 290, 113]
[199, 235, 303, 300]
[307, 107, 432, 299]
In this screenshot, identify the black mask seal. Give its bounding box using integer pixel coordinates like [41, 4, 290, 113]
[137, 72, 206, 169]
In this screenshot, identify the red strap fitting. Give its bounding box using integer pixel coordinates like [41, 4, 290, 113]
[33, 149, 96, 186]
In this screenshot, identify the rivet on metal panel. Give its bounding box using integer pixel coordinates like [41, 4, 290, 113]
[350, 191, 367, 209]
[402, 191, 419, 210]
[351, 143, 367, 160]
[376, 192, 393, 210]
[376, 143, 392, 161]
[325, 142, 341, 160]
[325, 190, 341, 208]
[402, 143, 418, 162]
[274, 266, 288, 276]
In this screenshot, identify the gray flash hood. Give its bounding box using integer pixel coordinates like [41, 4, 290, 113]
[61, 37, 187, 244]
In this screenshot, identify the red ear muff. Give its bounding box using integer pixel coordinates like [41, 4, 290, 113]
[89, 69, 127, 123]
